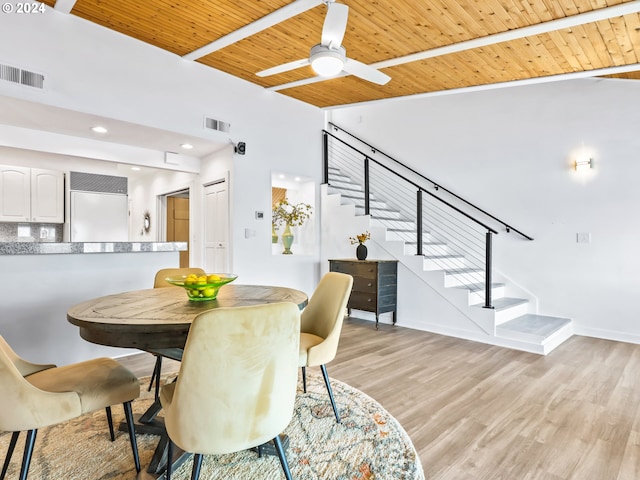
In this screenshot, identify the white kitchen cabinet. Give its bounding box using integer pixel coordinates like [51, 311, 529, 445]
[0, 165, 64, 223]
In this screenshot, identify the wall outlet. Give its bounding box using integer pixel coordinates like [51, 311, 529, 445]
[576, 233, 591, 243]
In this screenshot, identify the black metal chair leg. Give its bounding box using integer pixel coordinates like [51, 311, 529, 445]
[191, 453, 203, 480]
[148, 355, 162, 393]
[273, 434, 293, 480]
[320, 364, 340, 423]
[1, 431, 19, 480]
[105, 406, 115, 441]
[19, 429, 37, 480]
[301, 366, 307, 393]
[153, 356, 162, 401]
[165, 439, 173, 480]
[122, 401, 141, 473]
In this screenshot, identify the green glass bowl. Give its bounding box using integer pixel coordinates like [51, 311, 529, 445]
[165, 273, 238, 301]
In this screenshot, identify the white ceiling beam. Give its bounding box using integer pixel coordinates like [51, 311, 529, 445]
[269, 1, 640, 91]
[183, 0, 324, 61]
[323, 63, 640, 109]
[54, 0, 77, 14]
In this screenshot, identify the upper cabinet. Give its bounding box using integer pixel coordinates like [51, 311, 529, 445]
[0, 165, 64, 223]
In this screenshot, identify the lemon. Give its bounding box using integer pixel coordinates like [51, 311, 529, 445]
[207, 274, 221, 283]
[202, 288, 216, 297]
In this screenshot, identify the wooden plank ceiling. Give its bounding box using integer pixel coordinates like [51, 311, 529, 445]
[43, 0, 640, 108]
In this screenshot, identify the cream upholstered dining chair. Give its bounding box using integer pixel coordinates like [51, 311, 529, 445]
[0, 335, 141, 479]
[160, 302, 301, 480]
[299, 271, 353, 423]
[147, 267, 206, 395]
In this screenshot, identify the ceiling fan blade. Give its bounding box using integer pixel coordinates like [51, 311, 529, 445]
[343, 58, 391, 85]
[256, 58, 310, 77]
[321, 2, 349, 47]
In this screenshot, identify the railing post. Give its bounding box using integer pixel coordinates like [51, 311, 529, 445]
[483, 231, 494, 309]
[416, 189, 423, 256]
[322, 131, 329, 184]
[364, 157, 370, 216]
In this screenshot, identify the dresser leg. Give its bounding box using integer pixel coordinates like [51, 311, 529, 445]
[393, 311, 397, 325]
[375, 315, 379, 330]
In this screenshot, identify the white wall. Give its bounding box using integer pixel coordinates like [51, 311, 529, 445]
[330, 78, 640, 344]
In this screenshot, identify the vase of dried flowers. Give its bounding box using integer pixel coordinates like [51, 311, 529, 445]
[350, 231, 371, 261]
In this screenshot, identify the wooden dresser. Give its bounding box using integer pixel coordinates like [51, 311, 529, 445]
[329, 259, 398, 328]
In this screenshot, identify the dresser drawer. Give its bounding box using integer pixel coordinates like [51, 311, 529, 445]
[348, 291, 377, 310]
[352, 276, 377, 292]
[329, 260, 377, 277]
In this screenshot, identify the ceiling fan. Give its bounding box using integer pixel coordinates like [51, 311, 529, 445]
[256, 1, 391, 85]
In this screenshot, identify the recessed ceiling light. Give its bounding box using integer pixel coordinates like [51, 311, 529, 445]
[131, 166, 141, 171]
[181, 143, 193, 150]
[91, 126, 108, 134]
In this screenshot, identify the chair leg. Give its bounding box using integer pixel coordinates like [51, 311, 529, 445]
[1, 431, 19, 480]
[273, 434, 293, 480]
[148, 354, 162, 394]
[105, 406, 115, 441]
[320, 364, 341, 423]
[122, 401, 141, 473]
[301, 366, 307, 393]
[191, 453, 203, 480]
[19, 429, 37, 480]
[165, 439, 173, 480]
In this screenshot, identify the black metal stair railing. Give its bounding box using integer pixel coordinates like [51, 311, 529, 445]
[323, 126, 534, 309]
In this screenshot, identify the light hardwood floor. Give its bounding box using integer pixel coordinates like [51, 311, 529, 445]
[121, 317, 640, 480]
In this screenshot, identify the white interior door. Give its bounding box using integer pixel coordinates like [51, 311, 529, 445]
[204, 180, 229, 272]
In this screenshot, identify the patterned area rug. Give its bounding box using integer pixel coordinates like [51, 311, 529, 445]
[1, 371, 424, 479]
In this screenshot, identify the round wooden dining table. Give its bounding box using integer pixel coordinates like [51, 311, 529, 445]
[67, 283, 308, 478]
[67, 284, 309, 351]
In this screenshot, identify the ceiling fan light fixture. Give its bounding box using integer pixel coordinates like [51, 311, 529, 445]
[310, 44, 345, 77]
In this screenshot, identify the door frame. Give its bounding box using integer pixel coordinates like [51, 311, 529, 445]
[158, 186, 192, 264]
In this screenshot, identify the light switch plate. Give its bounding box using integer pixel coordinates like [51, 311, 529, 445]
[576, 233, 591, 243]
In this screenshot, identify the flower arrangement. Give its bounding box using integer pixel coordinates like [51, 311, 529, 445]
[349, 231, 371, 245]
[272, 198, 313, 227]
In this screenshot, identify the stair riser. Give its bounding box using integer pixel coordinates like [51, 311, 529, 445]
[356, 207, 402, 219]
[444, 271, 485, 287]
[423, 257, 466, 270]
[494, 302, 530, 325]
[328, 181, 362, 191]
[467, 286, 506, 305]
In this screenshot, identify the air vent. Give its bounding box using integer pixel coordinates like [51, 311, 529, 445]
[204, 116, 231, 133]
[69, 171, 128, 195]
[0, 63, 44, 89]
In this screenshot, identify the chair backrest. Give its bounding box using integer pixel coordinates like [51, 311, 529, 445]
[153, 267, 205, 288]
[300, 272, 353, 365]
[0, 335, 54, 377]
[0, 336, 80, 432]
[162, 302, 301, 455]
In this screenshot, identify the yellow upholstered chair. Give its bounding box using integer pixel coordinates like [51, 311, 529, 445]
[299, 271, 353, 423]
[160, 302, 301, 480]
[147, 267, 206, 395]
[0, 336, 141, 479]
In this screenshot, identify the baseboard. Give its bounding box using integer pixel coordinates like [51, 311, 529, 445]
[573, 325, 640, 345]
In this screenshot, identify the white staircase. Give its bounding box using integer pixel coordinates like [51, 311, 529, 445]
[325, 166, 573, 355]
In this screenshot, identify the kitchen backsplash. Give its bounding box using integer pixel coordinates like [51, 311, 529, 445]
[0, 223, 63, 242]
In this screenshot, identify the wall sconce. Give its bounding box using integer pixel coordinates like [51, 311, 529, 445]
[574, 158, 592, 171]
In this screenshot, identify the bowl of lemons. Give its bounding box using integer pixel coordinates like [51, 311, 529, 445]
[165, 273, 238, 301]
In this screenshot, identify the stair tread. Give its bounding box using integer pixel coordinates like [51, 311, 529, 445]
[454, 282, 505, 292]
[488, 297, 529, 311]
[497, 314, 572, 340]
[423, 254, 463, 259]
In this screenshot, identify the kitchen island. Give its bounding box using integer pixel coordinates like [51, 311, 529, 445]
[0, 241, 187, 365]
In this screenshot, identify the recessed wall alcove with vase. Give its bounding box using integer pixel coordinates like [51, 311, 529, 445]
[271, 172, 315, 256]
